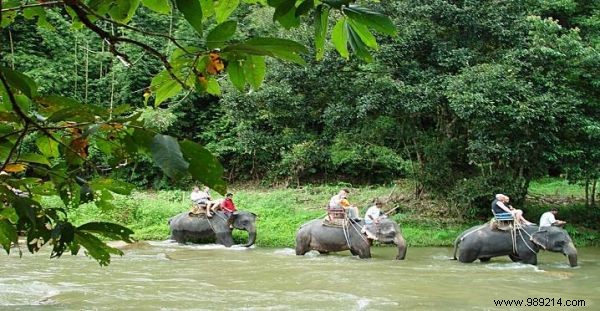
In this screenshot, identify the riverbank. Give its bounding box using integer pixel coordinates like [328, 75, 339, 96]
[51, 181, 599, 247]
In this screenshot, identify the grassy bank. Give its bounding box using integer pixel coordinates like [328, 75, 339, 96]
[42, 180, 599, 247]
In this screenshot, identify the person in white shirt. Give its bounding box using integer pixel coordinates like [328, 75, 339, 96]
[190, 186, 211, 206]
[539, 208, 566, 228]
[365, 201, 386, 225]
[492, 194, 533, 225]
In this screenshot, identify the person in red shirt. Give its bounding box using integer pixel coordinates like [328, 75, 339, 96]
[220, 192, 237, 215]
[207, 192, 237, 228]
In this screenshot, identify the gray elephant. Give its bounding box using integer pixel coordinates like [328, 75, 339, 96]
[452, 224, 577, 267]
[295, 218, 407, 260]
[168, 211, 257, 247]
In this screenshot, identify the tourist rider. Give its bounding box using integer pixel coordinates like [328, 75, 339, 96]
[329, 188, 362, 222]
[190, 186, 211, 214]
[491, 194, 533, 225]
[207, 192, 237, 228]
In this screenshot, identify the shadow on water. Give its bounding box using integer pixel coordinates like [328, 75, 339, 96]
[1, 242, 598, 310]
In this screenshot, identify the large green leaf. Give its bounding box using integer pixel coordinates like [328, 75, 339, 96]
[151, 71, 183, 106]
[89, 178, 135, 195]
[343, 5, 397, 36]
[131, 128, 156, 154]
[58, 182, 81, 208]
[205, 77, 222, 96]
[108, 0, 141, 23]
[272, 0, 298, 29]
[74, 231, 123, 266]
[18, 153, 51, 166]
[141, 0, 171, 14]
[347, 23, 373, 62]
[15, 94, 32, 112]
[77, 222, 134, 243]
[36, 95, 81, 116]
[332, 17, 349, 59]
[206, 20, 237, 49]
[243, 56, 266, 90]
[223, 38, 307, 65]
[0, 219, 18, 254]
[94, 191, 116, 212]
[179, 139, 227, 194]
[215, 0, 239, 23]
[0, 66, 38, 98]
[151, 134, 190, 179]
[13, 196, 40, 227]
[227, 59, 246, 91]
[314, 5, 329, 60]
[47, 107, 98, 123]
[296, 0, 314, 17]
[176, 0, 204, 36]
[36, 136, 60, 159]
[347, 18, 377, 49]
[321, 0, 350, 9]
[200, 0, 215, 20]
[0, 1, 18, 27]
[0, 82, 12, 111]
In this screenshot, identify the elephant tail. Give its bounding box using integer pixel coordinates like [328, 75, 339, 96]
[451, 236, 460, 260]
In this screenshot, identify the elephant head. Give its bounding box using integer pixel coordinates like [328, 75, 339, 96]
[531, 226, 577, 267]
[230, 211, 257, 247]
[365, 219, 407, 260]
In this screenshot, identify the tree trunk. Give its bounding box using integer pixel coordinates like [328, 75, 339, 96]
[585, 177, 590, 208]
[592, 178, 597, 208]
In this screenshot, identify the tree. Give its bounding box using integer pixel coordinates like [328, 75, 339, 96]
[0, 0, 395, 265]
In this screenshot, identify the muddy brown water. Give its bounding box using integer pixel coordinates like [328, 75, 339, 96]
[1, 242, 598, 310]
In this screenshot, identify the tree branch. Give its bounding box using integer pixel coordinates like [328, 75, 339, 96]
[81, 7, 193, 54]
[65, 1, 188, 89]
[1, 1, 64, 13]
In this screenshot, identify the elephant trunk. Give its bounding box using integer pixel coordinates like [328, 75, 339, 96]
[243, 230, 256, 247]
[394, 234, 407, 260]
[564, 242, 578, 267]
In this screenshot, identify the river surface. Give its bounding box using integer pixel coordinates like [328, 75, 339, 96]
[0, 242, 598, 310]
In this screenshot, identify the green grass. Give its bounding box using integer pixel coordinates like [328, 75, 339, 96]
[528, 177, 586, 197]
[40, 180, 599, 247]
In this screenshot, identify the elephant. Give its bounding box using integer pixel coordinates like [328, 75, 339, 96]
[168, 211, 257, 247]
[295, 218, 407, 260]
[452, 224, 577, 267]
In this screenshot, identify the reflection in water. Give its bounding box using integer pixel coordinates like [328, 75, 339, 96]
[0, 242, 598, 310]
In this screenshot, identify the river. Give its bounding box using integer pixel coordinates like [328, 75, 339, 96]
[1, 242, 598, 310]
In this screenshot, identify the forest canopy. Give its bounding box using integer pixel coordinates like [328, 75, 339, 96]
[0, 0, 396, 264]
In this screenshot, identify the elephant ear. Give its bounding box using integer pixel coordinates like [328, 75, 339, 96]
[531, 230, 548, 250]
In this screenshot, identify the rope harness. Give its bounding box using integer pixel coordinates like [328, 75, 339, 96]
[341, 218, 371, 250]
[205, 212, 228, 233]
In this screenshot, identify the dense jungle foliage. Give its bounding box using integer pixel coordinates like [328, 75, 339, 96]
[1, 0, 599, 263]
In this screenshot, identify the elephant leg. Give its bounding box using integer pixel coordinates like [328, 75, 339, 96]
[519, 253, 538, 265]
[295, 232, 311, 256]
[295, 243, 309, 256]
[458, 248, 479, 263]
[170, 230, 185, 243]
[353, 247, 371, 259]
[508, 254, 520, 262]
[215, 232, 234, 247]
